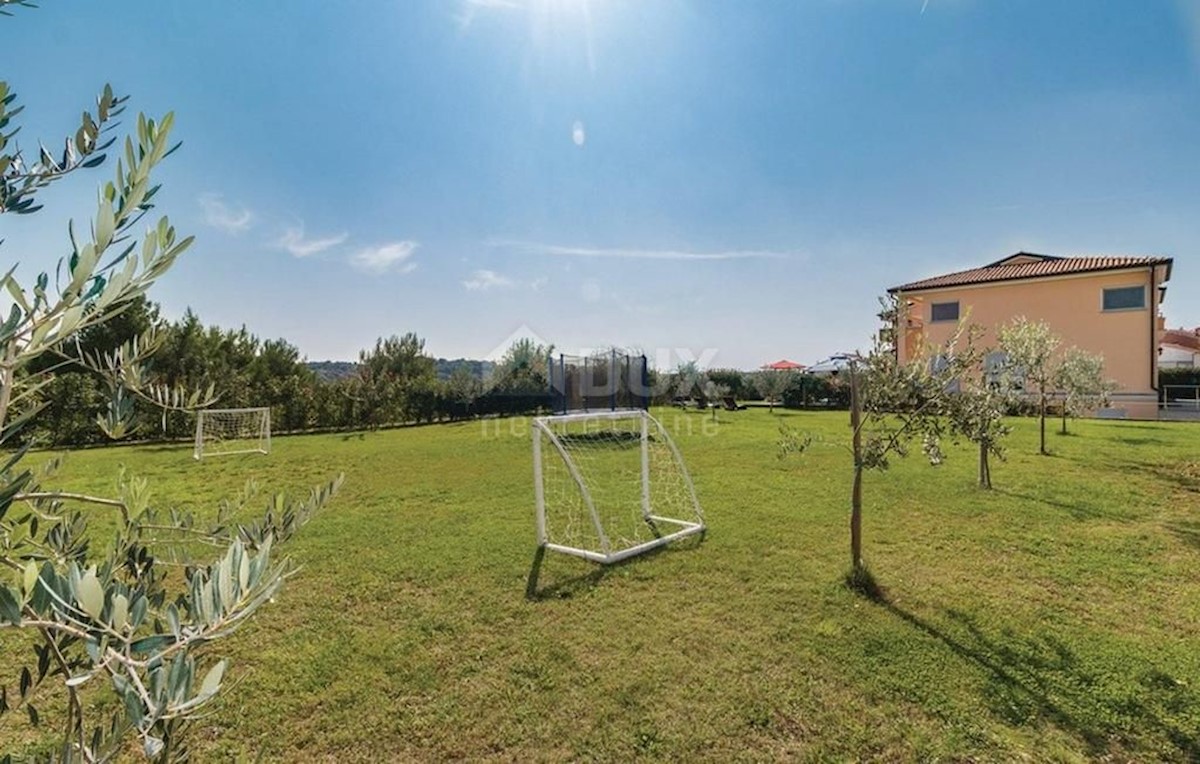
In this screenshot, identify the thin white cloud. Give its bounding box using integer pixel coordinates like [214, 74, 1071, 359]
[199, 193, 253, 234]
[352, 241, 419, 274]
[489, 239, 797, 261]
[456, 0, 522, 28]
[463, 269, 516, 291]
[572, 120, 586, 147]
[276, 225, 349, 258]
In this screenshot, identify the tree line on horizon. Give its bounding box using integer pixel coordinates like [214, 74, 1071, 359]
[25, 296, 857, 447]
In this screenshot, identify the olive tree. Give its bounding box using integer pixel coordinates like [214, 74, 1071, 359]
[1054, 346, 1113, 434]
[944, 348, 1012, 490]
[0, 20, 339, 761]
[704, 378, 729, 421]
[753, 369, 792, 413]
[672, 360, 704, 404]
[781, 298, 975, 580]
[997, 317, 1060, 455]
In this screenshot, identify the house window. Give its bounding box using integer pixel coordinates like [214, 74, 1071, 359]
[930, 301, 959, 322]
[1102, 286, 1145, 311]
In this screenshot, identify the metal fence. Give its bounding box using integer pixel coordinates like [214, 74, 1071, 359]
[1160, 385, 1200, 411]
[548, 352, 650, 415]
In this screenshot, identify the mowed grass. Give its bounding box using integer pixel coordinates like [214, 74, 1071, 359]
[4, 409, 1200, 761]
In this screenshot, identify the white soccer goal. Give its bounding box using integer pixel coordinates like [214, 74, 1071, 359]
[533, 409, 705, 565]
[193, 407, 271, 460]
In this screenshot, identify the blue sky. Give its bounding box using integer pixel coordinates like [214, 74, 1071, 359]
[3, 0, 1199, 369]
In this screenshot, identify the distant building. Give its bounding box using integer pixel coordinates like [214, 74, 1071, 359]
[761, 359, 805, 371]
[889, 252, 1173, 419]
[1160, 328, 1200, 369]
[805, 353, 858, 377]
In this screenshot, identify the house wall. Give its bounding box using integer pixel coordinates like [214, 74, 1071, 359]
[895, 266, 1164, 418]
[1160, 345, 1199, 368]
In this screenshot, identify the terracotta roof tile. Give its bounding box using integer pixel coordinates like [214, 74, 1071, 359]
[1162, 329, 1200, 352]
[889, 252, 1172, 293]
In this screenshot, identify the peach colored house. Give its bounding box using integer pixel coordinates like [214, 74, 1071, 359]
[888, 252, 1174, 419]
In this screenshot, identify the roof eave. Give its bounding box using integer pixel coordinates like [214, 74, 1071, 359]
[889, 259, 1174, 294]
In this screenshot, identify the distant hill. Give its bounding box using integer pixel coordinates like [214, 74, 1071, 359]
[307, 361, 358, 382]
[307, 358, 495, 383]
[436, 358, 495, 381]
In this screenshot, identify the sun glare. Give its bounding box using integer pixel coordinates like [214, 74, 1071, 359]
[529, 0, 594, 13]
[462, 0, 600, 68]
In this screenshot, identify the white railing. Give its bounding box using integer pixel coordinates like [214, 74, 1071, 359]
[1160, 385, 1200, 411]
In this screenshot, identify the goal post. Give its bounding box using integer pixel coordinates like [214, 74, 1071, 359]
[532, 408, 705, 565]
[193, 407, 271, 460]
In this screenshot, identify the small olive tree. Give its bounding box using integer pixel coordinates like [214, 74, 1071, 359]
[1054, 347, 1113, 434]
[0, 25, 339, 762]
[704, 379, 729, 421]
[781, 298, 975, 578]
[673, 360, 704, 404]
[997, 317, 1060, 455]
[944, 346, 1012, 490]
[753, 369, 792, 413]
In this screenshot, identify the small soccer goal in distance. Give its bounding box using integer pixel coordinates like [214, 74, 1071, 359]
[533, 408, 705, 565]
[193, 407, 271, 460]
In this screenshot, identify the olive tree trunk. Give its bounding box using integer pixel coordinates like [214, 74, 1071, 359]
[849, 366, 863, 570]
[1039, 392, 1048, 455]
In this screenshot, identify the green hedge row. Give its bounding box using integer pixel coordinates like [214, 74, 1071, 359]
[1159, 368, 1200, 388]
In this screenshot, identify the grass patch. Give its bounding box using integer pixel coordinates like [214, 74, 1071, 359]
[2, 410, 1198, 760]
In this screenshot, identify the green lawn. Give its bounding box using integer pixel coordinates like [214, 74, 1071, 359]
[4, 409, 1200, 761]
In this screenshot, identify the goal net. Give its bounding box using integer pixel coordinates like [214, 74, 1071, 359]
[193, 408, 271, 460]
[533, 409, 705, 565]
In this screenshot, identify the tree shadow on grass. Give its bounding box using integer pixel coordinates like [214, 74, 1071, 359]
[993, 488, 1132, 522]
[1109, 437, 1168, 447]
[1150, 462, 1200, 495]
[1105, 458, 1200, 495]
[1165, 520, 1200, 551]
[843, 565, 888, 602]
[116, 443, 193, 454]
[1094, 423, 1174, 433]
[857, 589, 1200, 760]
